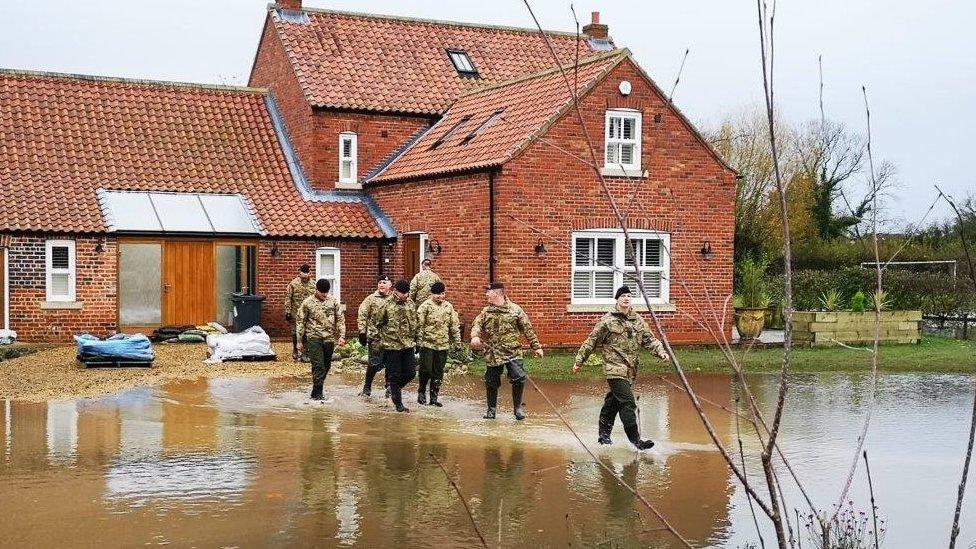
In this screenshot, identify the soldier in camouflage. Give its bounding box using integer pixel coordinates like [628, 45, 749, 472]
[285, 264, 316, 362]
[357, 274, 392, 397]
[296, 278, 346, 400]
[470, 282, 543, 420]
[409, 258, 442, 307]
[416, 281, 461, 407]
[369, 279, 418, 412]
[572, 286, 670, 450]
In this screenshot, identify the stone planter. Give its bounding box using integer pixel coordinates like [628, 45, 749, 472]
[735, 307, 767, 340]
[792, 310, 922, 347]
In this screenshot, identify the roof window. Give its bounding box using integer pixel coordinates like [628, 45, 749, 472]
[462, 109, 505, 144]
[429, 115, 472, 150]
[447, 50, 479, 77]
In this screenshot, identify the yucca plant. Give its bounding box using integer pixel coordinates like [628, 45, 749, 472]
[871, 289, 892, 311]
[736, 257, 771, 309]
[819, 289, 843, 312]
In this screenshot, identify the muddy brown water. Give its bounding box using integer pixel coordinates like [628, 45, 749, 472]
[1, 372, 974, 548]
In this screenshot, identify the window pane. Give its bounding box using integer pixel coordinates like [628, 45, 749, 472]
[606, 143, 618, 164]
[620, 144, 634, 165]
[608, 117, 621, 139]
[50, 246, 70, 269]
[50, 273, 70, 297]
[341, 138, 353, 158]
[594, 272, 614, 299]
[641, 271, 662, 299]
[596, 238, 614, 267]
[341, 160, 352, 180]
[572, 271, 592, 299]
[318, 253, 336, 277]
[119, 243, 161, 325]
[215, 245, 238, 326]
[574, 238, 592, 266]
[622, 117, 635, 140]
[645, 240, 662, 267]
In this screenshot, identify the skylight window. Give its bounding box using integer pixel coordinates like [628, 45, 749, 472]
[429, 115, 472, 150]
[447, 50, 478, 77]
[462, 109, 505, 144]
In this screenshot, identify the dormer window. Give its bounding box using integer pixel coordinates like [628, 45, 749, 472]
[338, 132, 358, 186]
[447, 50, 478, 77]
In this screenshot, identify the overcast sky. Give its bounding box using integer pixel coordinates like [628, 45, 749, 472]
[1, 0, 971, 226]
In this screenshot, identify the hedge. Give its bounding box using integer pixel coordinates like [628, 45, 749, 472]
[771, 268, 976, 315]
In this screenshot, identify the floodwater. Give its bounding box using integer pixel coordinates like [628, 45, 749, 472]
[2, 372, 976, 548]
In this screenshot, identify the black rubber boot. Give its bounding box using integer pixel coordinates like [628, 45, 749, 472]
[310, 382, 324, 401]
[597, 420, 614, 445]
[360, 365, 377, 397]
[484, 386, 498, 419]
[623, 421, 654, 450]
[391, 386, 409, 413]
[512, 383, 526, 421]
[429, 380, 443, 407]
[417, 376, 428, 405]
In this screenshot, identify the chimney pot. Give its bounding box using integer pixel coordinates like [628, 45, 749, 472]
[582, 11, 609, 40]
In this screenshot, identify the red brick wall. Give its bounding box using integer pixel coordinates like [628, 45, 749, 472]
[6, 235, 118, 342]
[249, 17, 431, 192]
[494, 58, 736, 345]
[368, 173, 492, 333]
[256, 239, 379, 338]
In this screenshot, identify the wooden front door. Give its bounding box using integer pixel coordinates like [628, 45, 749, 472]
[403, 234, 421, 280]
[163, 241, 215, 326]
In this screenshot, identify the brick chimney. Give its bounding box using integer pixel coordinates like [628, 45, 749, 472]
[277, 0, 302, 10]
[582, 11, 609, 39]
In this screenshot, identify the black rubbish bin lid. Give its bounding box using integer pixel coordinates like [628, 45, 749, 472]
[231, 293, 265, 302]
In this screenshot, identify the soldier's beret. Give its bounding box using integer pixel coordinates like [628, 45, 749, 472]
[316, 278, 331, 293]
[615, 286, 632, 299]
[431, 281, 446, 294]
[487, 282, 505, 291]
[377, 274, 391, 282]
[394, 280, 410, 293]
[299, 264, 311, 273]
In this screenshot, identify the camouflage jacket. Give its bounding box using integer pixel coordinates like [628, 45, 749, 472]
[285, 277, 316, 317]
[409, 269, 442, 307]
[357, 291, 389, 337]
[296, 294, 346, 342]
[417, 298, 461, 351]
[369, 297, 418, 351]
[574, 308, 667, 381]
[470, 299, 541, 367]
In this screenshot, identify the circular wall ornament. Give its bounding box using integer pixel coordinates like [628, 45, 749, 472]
[618, 80, 632, 96]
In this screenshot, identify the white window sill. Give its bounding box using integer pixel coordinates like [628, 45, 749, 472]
[41, 301, 83, 310]
[567, 302, 675, 313]
[335, 181, 362, 190]
[600, 166, 646, 178]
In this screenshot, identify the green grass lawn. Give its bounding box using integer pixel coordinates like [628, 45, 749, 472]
[466, 336, 976, 381]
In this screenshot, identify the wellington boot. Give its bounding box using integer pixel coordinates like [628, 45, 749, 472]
[512, 383, 526, 421]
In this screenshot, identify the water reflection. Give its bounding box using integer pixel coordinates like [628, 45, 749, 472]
[1, 372, 975, 547]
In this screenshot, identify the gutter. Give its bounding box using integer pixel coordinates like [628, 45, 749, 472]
[488, 169, 497, 283]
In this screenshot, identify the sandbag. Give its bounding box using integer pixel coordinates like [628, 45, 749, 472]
[205, 326, 275, 363]
[75, 333, 154, 362]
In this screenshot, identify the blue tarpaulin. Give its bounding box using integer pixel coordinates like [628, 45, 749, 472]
[74, 334, 155, 362]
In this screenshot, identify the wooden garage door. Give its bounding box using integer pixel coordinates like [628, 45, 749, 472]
[163, 241, 215, 326]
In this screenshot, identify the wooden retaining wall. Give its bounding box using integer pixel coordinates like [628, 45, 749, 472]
[792, 310, 922, 347]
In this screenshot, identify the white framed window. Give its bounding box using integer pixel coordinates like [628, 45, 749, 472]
[338, 132, 358, 185]
[571, 230, 669, 305]
[45, 239, 76, 302]
[315, 247, 341, 301]
[604, 109, 642, 173]
[447, 50, 478, 76]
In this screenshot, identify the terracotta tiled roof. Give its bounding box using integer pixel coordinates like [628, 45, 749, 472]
[0, 69, 390, 238]
[268, 6, 612, 114]
[370, 51, 626, 183]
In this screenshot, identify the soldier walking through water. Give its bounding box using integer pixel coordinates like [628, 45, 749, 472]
[369, 279, 418, 412]
[358, 274, 392, 397]
[285, 264, 316, 362]
[416, 281, 461, 406]
[409, 258, 442, 306]
[470, 282, 543, 420]
[296, 278, 346, 401]
[572, 286, 670, 450]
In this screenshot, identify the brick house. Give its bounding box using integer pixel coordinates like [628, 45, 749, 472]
[0, 1, 735, 345]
